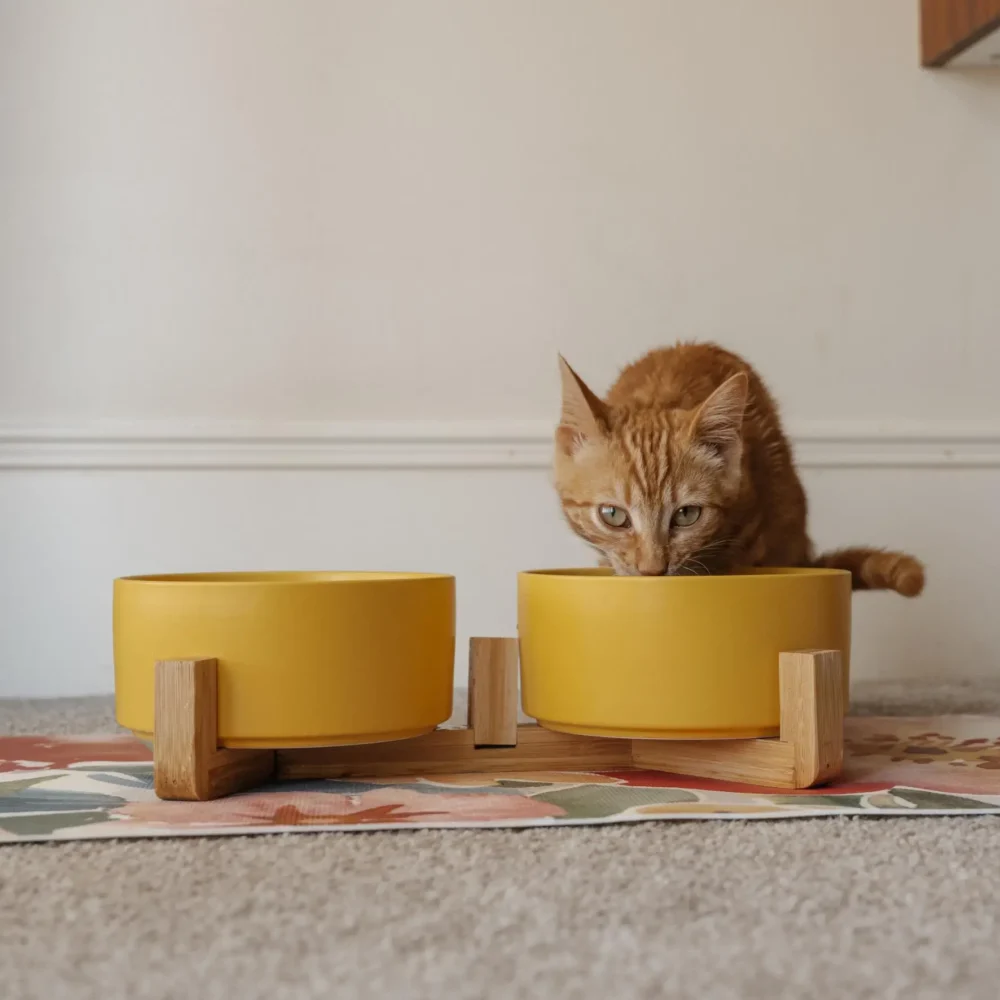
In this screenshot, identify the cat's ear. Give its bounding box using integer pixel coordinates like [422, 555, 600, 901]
[557, 355, 608, 455]
[689, 372, 748, 462]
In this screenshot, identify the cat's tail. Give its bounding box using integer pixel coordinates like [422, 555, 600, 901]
[812, 547, 925, 597]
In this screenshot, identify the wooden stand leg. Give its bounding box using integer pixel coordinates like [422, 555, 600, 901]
[154, 658, 275, 801]
[467, 637, 519, 747]
[779, 650, 844, 787]
[631, 649, 844, 789]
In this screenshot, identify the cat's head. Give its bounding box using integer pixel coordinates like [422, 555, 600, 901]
[554, 357, 748, 577]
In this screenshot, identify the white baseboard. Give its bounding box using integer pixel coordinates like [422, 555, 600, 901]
[2, 419, 1000, 470]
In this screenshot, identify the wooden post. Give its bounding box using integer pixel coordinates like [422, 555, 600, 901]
[779, 649, 844, 788]
[467, 637, 519, 746]
[154, 658, 275, 800]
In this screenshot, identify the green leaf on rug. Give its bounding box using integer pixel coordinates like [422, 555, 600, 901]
[0, 775, 62, 795]
[531, 785, 697, 819]
[88, 771, 154, 789]
[0, 810, 115, 837]
[0, 789, 127, 814]
[887, 787, 1000, 811]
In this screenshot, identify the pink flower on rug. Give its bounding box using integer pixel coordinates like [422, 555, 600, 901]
[0, 736, 151, 773]
[112, 788, 565, 828]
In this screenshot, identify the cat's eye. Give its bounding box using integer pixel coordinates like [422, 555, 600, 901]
[598, 504, 630, 529]
[672, 505, 702, 528]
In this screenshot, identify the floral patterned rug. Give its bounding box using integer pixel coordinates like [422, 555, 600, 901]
[3, 715, 1000, 842]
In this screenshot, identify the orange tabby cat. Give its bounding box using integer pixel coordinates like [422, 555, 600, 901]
[554, 342, 924, 596]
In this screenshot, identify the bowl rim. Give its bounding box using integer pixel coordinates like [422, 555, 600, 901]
[519, 567, 851, 581]
[115, 571, 454, 585]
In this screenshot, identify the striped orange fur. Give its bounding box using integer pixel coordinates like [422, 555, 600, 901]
[554, 343, 924, 596]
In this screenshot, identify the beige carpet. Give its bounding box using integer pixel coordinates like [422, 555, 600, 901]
[2, 683, 1000, 1000]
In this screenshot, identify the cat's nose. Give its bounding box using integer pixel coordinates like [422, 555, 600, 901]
[637, 557, 667, 576]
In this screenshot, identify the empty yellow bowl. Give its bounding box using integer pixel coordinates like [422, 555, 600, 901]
[114, 572, 455, 748]
[518, 568, 851, 740]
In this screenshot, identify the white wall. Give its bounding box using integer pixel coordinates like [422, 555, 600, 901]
[2, 0, 999, 697]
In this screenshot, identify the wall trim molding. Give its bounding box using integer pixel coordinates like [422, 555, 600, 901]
[2, 419, 1000, 471]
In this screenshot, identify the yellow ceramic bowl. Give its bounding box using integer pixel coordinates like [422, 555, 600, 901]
[114, 572, 455, 748]
[518, 568, 851, 740]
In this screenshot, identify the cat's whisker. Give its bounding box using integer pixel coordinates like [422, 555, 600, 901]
[672, 555, 711, 578]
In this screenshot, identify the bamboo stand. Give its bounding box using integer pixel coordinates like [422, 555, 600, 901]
[152, 640, 845, 801]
